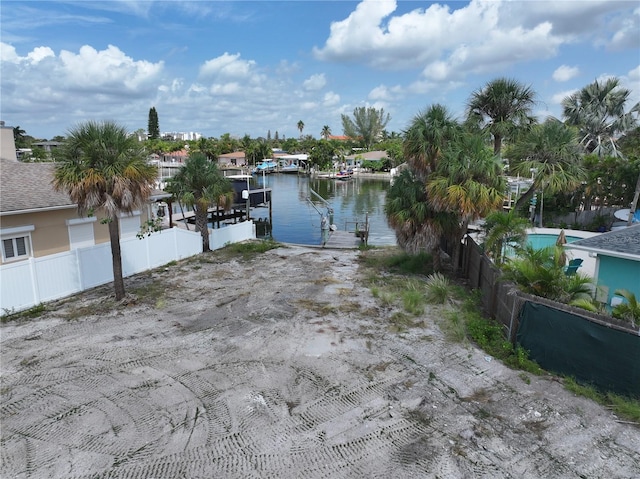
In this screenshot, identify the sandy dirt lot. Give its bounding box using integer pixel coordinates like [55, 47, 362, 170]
[1, 245, 638, 478]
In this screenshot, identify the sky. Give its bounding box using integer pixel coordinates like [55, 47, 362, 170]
[1, 0, 639, 141]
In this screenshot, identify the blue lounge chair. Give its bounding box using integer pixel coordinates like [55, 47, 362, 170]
[564, 258, 583, 276]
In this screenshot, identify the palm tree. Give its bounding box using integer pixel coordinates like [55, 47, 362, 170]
[321, 125, 331, 140]
[402, 104, 460, 179]
[297, 120, 305, 138]
[508, 118, 586, 211]
[384, 169, 456, 270]
[427, 133, 507, 269]
[482, 209, 531, 265]
[502, 245, 593, 303]
[612, 289, 640, 326]
[167, 152, 234, 252]
[467, 77, 537, 156]
[53, 120, 158, 300]
[385, 104, 459, 268]
[562, 77, 639, 158]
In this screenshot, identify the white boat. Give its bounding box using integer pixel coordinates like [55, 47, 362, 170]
[254, 159, 277, 174]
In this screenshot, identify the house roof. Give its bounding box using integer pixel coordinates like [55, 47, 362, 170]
[566, 225, 640, 261]
[218, 151, 246, 159]
[0, 159, 75, 214]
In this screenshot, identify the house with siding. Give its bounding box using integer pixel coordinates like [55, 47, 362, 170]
[565, 225, 640, 306]
[0, 136, 166, 264]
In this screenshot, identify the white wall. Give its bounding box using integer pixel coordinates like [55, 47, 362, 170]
[0, 222, 256, 315]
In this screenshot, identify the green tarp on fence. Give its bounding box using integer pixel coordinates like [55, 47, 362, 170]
[517, 302, 640, 398]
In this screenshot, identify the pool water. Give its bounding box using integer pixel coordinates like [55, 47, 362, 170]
[527, 234, 581, 249]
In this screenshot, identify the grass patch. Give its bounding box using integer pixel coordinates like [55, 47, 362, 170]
[424, 273, 452, 304]
[224, 239, 281, 258]
[439, 309, 467, 343]
[402, 285, 425, 316]
[564, 377, 640, 423]
[1, 303, 47, 322]
[294, 299, 337, 316]
[388, 311, 423, 332]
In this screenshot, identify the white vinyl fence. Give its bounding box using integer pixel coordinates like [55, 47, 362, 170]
[1, 222, 255, 315]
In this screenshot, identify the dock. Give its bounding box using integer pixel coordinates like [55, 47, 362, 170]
[323, 230, 363, 249]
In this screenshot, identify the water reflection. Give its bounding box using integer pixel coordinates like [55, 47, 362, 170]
[253, 174, 396, 246]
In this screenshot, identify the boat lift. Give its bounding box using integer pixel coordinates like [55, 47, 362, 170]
[307, 188, 336, 244]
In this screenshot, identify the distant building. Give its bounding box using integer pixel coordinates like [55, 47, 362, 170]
[0, 121, 17, 161]
[162, 131, 202, 141]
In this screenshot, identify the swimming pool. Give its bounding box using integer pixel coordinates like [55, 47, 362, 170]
[527, 233, 581, 249]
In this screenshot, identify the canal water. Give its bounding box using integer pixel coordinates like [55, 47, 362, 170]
[251, 174, 397, 246]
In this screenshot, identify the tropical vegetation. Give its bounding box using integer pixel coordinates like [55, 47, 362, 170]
[562, 78, 639, 158]
[341, 107, 391, 150]
[53, 120, 158, 300]
[466, 77, 537, 156]
[167, 152, 234, 252]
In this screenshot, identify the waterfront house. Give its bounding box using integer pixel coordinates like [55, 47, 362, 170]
[218, 151, 247, 167]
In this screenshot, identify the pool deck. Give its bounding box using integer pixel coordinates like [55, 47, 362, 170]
[529, 228, 600, 278]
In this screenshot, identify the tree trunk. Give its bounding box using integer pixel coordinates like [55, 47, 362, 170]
[494, 134, 503, 157]
[514, 184, 536, 211]
[107, 218, 126, 300]
[195, 207, 210, 252]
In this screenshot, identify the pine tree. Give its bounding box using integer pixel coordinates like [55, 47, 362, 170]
[148, 107, 160, 139]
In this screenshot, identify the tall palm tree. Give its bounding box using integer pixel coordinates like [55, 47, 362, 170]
[467, 77, 537, 156]
[297, 120, 305, 138]
[167, 153, 234, 252]
[427, 133, 507, 269]
[321, 125, 331, 140]
[508, 118, 586, 211]
[385, 104, 459, 268]
[403, 104, 460, 179]
[562, 77, 639, 158]
[53, 120, 158, 300]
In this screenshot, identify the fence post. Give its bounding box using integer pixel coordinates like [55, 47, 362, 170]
[28, 257, 41, 307]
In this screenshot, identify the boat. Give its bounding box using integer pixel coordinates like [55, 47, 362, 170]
[280, 162, 301, 174]
[335, 169, 354, 181]
[254, 159, 277, 174]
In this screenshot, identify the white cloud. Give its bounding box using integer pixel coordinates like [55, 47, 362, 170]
[323, 91, 340, 106]
[607, 7, 640, 50]
[303, 73, 326, 91]
[0, 42, 19, 62]
[369, 85, 392, 101]
[314, 0, 630, 86]
[59, 45, 163, 92]
[552, 65, 580, 82]
[551, 89, 577, 105]
[27, 46, 55, 63]
[200, 52, 256, 79]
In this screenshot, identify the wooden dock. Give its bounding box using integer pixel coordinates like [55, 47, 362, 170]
[323, 230, 363, 249]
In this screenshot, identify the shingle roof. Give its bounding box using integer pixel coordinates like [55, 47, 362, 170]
[567, 224, 640, 259]
[0, 159, 75, 213]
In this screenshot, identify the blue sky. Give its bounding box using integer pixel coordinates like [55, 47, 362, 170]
[1, 0, 638, 141]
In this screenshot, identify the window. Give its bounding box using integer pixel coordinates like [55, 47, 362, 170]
[119, 211, 141, 238]
[67, 217, 96, 249]
[1, 225, 34, 262]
